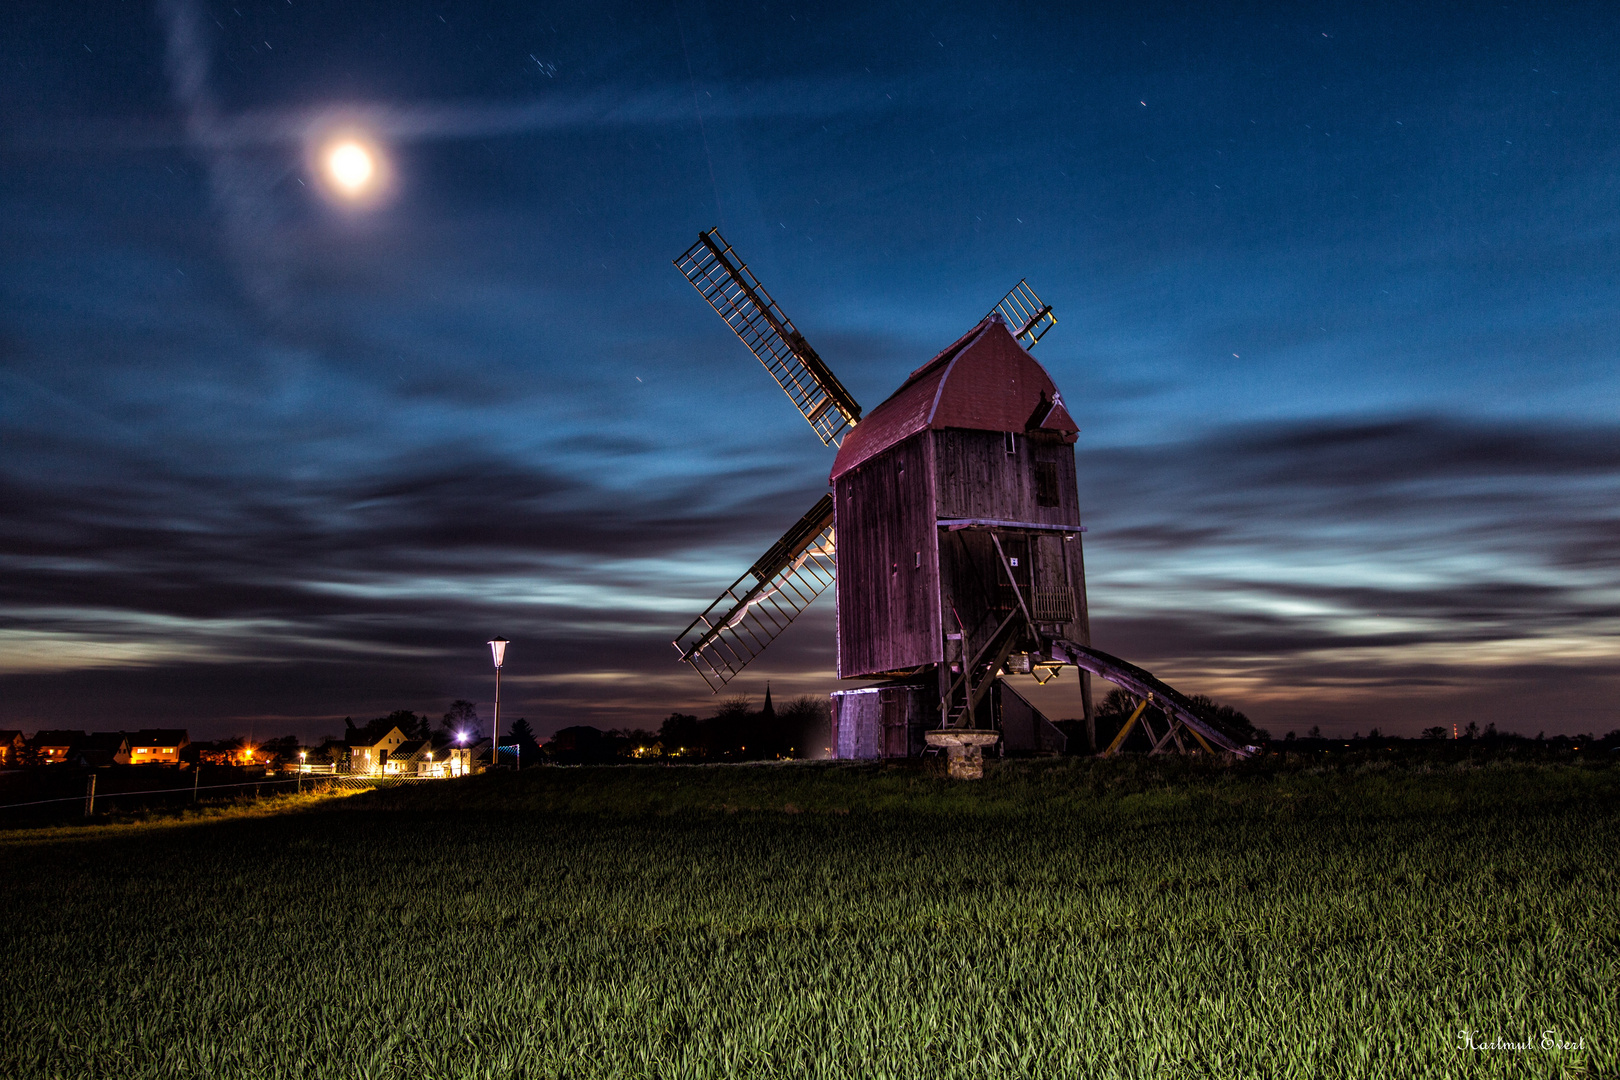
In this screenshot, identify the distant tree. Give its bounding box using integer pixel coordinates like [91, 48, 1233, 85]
[260, 735, 300, 766]
[605, 729, 660, 758]
[778, 696, 830, 758]
[1186, 694, 1264, 742]
[709, 696, 754, 758]
[659, 713, 702, 757]
[1096, 689, 1136, 717]
[315, 736, 348, 767]
[1421, 726, 1447, 740]
[546, 725, 613, 764]
[376, 710, 429, 740]
[1464, 721, 1480, 739]
[508, 717, 541, 767]
[1307, 726, 1322, 739]
[441, 700, 480, 740]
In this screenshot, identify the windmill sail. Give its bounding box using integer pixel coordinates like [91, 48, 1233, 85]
[674, 494, 836, 690]
[989, 280, 1056, 348]
[676, 230, 862, 447]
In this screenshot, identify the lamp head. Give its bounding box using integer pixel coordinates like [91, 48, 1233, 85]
[488, 637, 509, 668]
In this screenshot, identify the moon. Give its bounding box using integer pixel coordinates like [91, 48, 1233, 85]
[326, 141, 375, 194]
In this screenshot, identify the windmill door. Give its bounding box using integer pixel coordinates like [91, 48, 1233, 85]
[880, 686, 910, 757]
[995, 535, 1032, 617]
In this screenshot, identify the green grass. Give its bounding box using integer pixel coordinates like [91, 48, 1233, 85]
[1, 756, 1615, 1078]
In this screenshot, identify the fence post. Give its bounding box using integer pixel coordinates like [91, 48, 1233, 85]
[84, 774, 96, 817]
[193, 765, 200, 802]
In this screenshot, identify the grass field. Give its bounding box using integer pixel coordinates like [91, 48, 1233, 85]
[1, 755, 1614, 1078]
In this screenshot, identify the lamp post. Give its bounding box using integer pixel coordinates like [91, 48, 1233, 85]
[488, 638, 508, 770]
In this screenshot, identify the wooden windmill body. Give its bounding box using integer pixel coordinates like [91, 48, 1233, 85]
[672, 230, 1256, 772]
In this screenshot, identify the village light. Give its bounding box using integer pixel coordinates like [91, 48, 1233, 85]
[488, 638, 508, 770]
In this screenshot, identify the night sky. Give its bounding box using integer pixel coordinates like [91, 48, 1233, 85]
[4, 1, 1618, 741]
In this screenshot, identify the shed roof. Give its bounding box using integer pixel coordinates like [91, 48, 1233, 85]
[829, 316, 1077, 481]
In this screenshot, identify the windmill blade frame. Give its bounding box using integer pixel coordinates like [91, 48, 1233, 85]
[673, 493, 836, 690]
[676, 229, 862, 447]
[988, 279, 1056, 348]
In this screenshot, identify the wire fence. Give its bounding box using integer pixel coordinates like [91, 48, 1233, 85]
[0, 771, 443, 820]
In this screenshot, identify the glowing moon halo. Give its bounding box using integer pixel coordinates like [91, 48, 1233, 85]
[326, 140, 375, 194]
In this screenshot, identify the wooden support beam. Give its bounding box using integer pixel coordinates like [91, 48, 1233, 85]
[1102, 694, 1152, 757]
[1148, 716, 1178, 755]
[1185, 724, 1217, 755]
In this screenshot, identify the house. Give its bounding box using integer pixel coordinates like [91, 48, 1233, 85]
[128, 729, 189, 765]
[71, 732, 131, 767]
[29, 730, 87, 763]
[348, 725, 410, 776]
[0, 730, 24, 765]
[385, 738, 433, 775]
[382, 737, 475, 777]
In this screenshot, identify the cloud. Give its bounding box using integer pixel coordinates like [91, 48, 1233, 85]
[1072, 415, 1620, 732]
[3, 407, 1616, 738]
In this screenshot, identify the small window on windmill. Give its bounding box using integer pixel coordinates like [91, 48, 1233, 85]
[1034, 460, 1061, 506]
[1003, 432, 1017, 456]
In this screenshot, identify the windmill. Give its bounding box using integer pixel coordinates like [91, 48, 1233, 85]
[672, 229, 1255, 775]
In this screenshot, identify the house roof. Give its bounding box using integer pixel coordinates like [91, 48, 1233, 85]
[30, 730, 88, 747]
[128, 729, 188, 747]
[0, 730, 24, 744]
[348, 725, 409, 750]
[393, 739, 431, 759]
[829, 316, 1078, 481]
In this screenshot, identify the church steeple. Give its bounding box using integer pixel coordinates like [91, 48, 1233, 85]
[762, 682, 775, 718]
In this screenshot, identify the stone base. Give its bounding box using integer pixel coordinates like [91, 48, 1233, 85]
[924, 729, 1000, 780]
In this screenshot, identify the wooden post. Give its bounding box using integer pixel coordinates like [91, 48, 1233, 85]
[1082, 670, 1096, 753]
[84, 774, 96, 817]
[193, 764, 200, 802]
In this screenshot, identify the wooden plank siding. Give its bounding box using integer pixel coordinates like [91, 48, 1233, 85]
[932, 429, 1081, 526]
[833, 433, 943, 678]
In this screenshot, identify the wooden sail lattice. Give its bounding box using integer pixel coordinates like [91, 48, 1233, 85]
[989, 279, 1056, 348]
[676, 230, 862, 446]
[674, 495, 837, 690]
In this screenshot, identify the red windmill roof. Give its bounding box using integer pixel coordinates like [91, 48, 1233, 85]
[829, 316, 1078, 480]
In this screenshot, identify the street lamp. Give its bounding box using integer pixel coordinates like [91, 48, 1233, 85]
[488, 637, 508, 770]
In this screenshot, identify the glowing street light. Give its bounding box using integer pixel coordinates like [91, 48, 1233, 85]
[488, 638, 508, 770]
